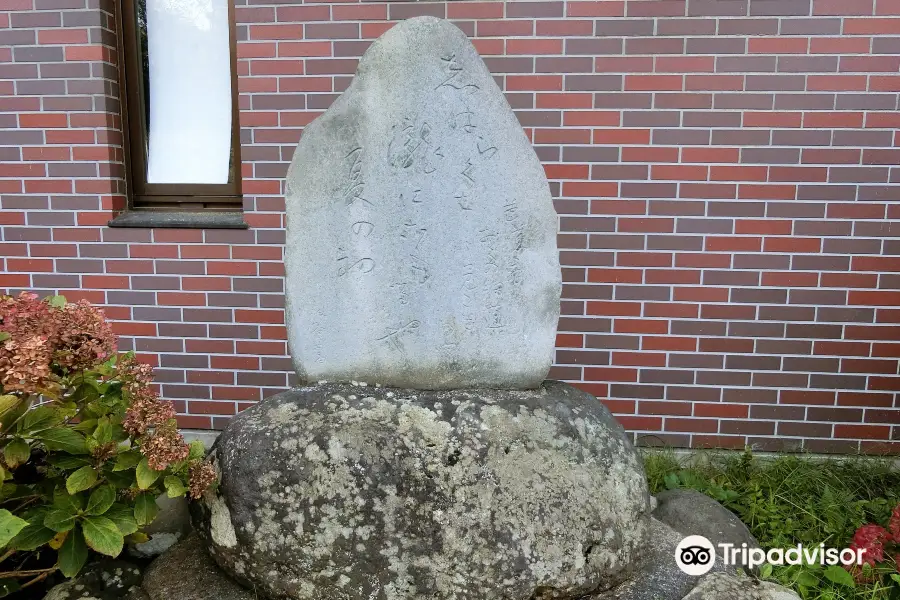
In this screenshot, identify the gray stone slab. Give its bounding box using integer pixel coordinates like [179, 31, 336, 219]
[285, 17, 561, 390]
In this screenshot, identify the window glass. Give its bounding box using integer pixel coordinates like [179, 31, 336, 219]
[142, 0, 233, 184]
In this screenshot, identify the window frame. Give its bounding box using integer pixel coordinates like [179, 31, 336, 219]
[115, 0, 243, 212]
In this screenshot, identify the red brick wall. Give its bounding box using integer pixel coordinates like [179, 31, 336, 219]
[2, 0, 899, 453]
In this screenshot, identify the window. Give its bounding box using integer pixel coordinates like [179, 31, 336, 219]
[113, 0, 243, 225]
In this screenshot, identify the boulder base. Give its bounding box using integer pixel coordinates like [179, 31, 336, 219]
[192, 381, 651, 600]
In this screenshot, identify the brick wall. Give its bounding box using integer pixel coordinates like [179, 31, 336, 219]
[2, 0, 899, 453]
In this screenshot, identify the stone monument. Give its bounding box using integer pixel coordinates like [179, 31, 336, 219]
[179, 16, 801, 600]
[282, 16, 560, 390]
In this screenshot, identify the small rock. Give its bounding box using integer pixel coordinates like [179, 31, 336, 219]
[683, 573, 801, 600]
[758, 581, 804, 600]
[653, 489, 760, 569]
[143, 494, 192, 537]
[141, 535, 254, 600]
[44, 581, 100, 600]
[124, 587, 151, 600]
[593, 518, 698, 600]
[43, 560, 142, 600]
[129, 532, 181, 559]
[85, 560, 142, 595]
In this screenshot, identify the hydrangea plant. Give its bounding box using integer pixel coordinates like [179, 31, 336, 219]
[0, 292, 215, 594]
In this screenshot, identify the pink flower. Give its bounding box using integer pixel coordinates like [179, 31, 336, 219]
[851, 524, 889, 566]
[888, 504, 900, 544]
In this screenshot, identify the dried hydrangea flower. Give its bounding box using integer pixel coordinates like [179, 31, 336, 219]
[117, 353, 155, 393]
[0, 293, 57, 347]
[122, 388, 177, 437]
[0, 335, 54, 395]
[53, 300, 116, 372]
[141, 422, 189, 471]
[188, 460, 217, 499]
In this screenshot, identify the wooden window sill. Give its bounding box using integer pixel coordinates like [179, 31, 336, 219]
[108, 211, 249, 229]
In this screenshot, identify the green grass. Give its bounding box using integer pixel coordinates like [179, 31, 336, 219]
[643, 449, 900, 600]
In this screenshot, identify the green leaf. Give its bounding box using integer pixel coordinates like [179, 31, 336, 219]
[0, 484, 17, 503]
[796, 570, 819, 587]
[0, 332, 9, 343]
[758, 563, 773, 580]
[58, 526, 87, 578]
[125, 532, 149, 545]
[163, 476, 188, 499]
[0, 396, 20, 420]
[93, 417, 112, 445]
[71, 419, 97, 433]
[38, 428, 88, 455]
[823, 565, 855, 588]
[133, 493, 158, 527]
[43, 510, 76, 533]
[109, 423, 128, 443]
[85, 485, 116, 516]
[0, 510, 28, 549]
[188, 440, 206, 461]
[52, 487, 82, 509]
[66, 466, 98, 495]
[20, 405, 62, 434]
[2, 439, 29, 469]
[104, 504, 138, 536]
[104, 469, 133, 489]
[47, 455, 90, 470]
[81, 516, 123, 557]
[83, 376, 102, 391]
[136, 457, 160, 490]
[113, 450, 141, 472]
[0, 396, 31, 434]
[9, 522, 55, 551]
[663, 473, 679, 490]
[53, 402, 78, 422]
[48, 295, 67, 308]
[891, 573, 900, 584]
[0, 578, 20, 597]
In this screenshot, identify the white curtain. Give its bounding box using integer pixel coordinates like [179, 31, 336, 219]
[145, 0, 233, 184]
